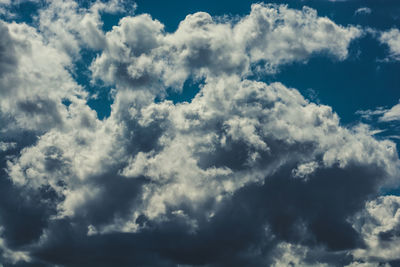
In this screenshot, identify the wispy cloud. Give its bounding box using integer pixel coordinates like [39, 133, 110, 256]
[355, 7, 372, 16]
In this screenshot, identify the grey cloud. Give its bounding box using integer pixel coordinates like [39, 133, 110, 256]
[17, 98, 64, 129]
[0, 21, 17, 78]
[18, 163, 388, 266]
[5, 75, 399, 266]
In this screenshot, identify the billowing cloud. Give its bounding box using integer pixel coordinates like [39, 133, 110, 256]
[0, 1, 399, 266]
[91, 3, 361, 92]
[36, 0, 135, 57]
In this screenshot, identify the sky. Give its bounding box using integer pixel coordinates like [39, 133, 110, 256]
[0, 0, 400, 266]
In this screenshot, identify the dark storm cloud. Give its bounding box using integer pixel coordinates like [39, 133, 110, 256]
[24, 163, 384, 266]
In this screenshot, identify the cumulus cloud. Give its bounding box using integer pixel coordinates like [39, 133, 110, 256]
[91, 3, 361, 92]
[0, 1, 398, 266]
[36, 0, 136, 57]
[6, 75, 399, 265]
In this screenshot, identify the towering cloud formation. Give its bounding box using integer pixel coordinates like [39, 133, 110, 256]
[0, 1, 399, 266]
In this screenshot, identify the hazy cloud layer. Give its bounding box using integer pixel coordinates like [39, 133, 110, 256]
[0, 1, 399, 266]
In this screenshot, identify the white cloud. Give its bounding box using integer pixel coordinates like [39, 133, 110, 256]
[355, 7, 372, 16]
[380, 102, 400, 122]
[0, 20, 85, 133]
[234, 5, 361, 68]
[380, 28, 400, 61]
[91, 3, 361, 93]
[356, 107, 387, 121]
[357, 101, 400, 123]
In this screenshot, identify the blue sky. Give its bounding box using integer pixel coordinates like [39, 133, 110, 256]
[1, 0, 400, 266]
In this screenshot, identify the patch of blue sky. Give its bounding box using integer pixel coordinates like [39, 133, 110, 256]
[72, 48, 113, 120]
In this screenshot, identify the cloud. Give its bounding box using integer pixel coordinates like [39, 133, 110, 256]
[0, 227, 30, 265]
[356, 101, 400, 123]
[35, 0, 136, 57]
[355, 7, 372, 16]
[5, 74, 399, 265]
[0, 141, 16, 152]
[350, 195, 400, 264]
[0, 19, 87, 134]
[380, 102, 400, 122]
[0, 1, 398, 266]
[379, 28, 400, 61]
[91, 3, 361, 92]
[0, 22, 17, 77]
[356, 107, 387, 121]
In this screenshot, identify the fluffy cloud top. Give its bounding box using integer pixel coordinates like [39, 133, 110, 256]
[90, 3, 361, 93]
[0, 1, 399, 266]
